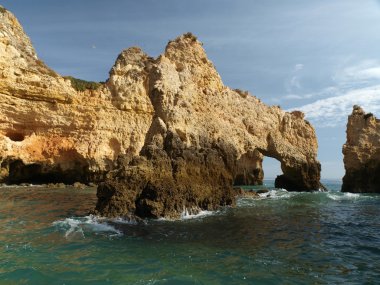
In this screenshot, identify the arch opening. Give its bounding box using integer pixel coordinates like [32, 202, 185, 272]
[262, 156, 282, 187]
[233, 150, 283, 187]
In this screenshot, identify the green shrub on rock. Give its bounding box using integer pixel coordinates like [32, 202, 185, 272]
[64, 76, 102, 92]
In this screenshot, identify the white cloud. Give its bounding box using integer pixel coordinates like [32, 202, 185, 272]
[334, 60, 380, 84]
[286, 59, 380, 127]
[292, 85, 380, 127]
[284, 94, 304, 100]
[282, 60, 380, 103]
[284, 87, 339, 101]
[285, 63, 304, 95]
[289, 76, 301, 89]
[359, 67, 380, 79]
[294, 63, 304, 71]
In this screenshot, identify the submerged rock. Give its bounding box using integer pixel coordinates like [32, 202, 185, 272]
[342, 106, 380, 193]
[0, 8, 323, 218]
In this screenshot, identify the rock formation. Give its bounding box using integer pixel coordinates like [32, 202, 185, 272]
[0, 7, 153, 184]
[342, 106, 380, 193]
[0, 6, 323, 218]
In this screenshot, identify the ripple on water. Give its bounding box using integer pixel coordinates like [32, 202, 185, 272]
[1, 183, 380, 284]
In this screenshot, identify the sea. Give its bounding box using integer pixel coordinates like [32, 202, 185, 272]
[0, 180, 379, 285]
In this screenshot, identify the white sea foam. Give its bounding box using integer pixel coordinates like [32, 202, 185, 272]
[180, 209, 214, 220]
[0, 184, 43, 189]
[109, 216, 140, 225]
[237, 189, 303, 207]
[327, 192, 361, 201]
[258, 189, 293, 199]
[53, 215, 122, 238]
[157, 208, 216, 222]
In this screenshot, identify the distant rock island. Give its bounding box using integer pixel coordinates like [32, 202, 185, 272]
[342, 106, 380, 193]
[0, 6, 323, 218]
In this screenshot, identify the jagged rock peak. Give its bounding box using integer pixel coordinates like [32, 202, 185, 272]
[352, 105, 365, 115]
[342, 106, 380, 193]
[165, 32, 204, 60]
[111, 47, 150, 72]
[0, 5, 36, 59]
[0, 5, 76, 103]
[108, 46, 154, 112]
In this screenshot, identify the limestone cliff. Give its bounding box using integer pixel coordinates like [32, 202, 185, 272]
[0, 7, 153, 183]
[0, 7, 322, 218]
[342, 106, 380, 193]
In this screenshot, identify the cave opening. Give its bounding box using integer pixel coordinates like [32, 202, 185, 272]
[7, 159, 89, 185]
[6, 131, 25, 142]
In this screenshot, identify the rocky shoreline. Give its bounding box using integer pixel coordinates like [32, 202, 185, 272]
[0, 182, 96, 189]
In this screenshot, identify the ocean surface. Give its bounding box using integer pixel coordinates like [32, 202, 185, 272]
[0, 180, 379, 285]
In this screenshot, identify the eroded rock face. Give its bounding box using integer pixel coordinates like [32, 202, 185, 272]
[342, 106, 380, 193]
[0, 7, 154, 183]
[0, 8, 323, 218]
[94, 34, 323, 218]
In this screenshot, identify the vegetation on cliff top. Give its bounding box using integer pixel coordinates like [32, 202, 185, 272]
[34, 59, 102, 92]
[0, 6, 7, 14]
[63, 76, 102, 92]
[35, 59, 59, 78]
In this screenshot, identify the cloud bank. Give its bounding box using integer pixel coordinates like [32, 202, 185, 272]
[294, 85, 380, 127]
[289, 60, 380, 127]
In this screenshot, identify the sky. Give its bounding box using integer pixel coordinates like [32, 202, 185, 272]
[2, 0, 380, 179]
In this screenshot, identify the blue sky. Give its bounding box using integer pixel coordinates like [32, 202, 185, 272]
[2, 0, 380, 179]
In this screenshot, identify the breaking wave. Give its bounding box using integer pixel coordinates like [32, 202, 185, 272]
[327, 192, 368, 201]
[180, 209, 215, 220]
[53, 215, 122, 238]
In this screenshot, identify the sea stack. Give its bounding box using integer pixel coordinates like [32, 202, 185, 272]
[0, 7, 323, 219]
[342, 106, 380, 193]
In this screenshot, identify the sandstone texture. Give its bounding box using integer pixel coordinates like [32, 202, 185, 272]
[0, 7, 153, 184]
[342, 106, 380, 193]
[0, 7, 323, 219]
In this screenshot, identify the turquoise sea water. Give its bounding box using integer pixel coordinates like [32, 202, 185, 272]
[1, 180, 380, 284]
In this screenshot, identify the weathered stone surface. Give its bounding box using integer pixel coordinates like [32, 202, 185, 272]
[0, 7, 153, 184]
[0, 8, 323, 219]
[342, 106, 380, 193]
[95, 34, 323, 218]
[95, 131, 236, 219]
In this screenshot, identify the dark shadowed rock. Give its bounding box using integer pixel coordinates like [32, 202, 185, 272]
[95, 131, 236, 219]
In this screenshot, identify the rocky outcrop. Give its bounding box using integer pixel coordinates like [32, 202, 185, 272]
[94, 34, 323, 218]
[0, 7, 153, 184]
[342, 106, 380, 193]
[0, 7, 323, 218]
